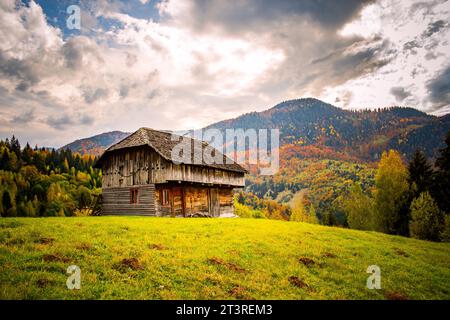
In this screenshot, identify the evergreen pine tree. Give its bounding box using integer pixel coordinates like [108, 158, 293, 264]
[0, 150, 11, 171]
[436, 131, 450, 172]
[22, 143, 33, 164]
[408, 150, 432, 196]
[2, 191, 13, 217]
[10, 135, 21, 159]
[433, 131, 450, 213]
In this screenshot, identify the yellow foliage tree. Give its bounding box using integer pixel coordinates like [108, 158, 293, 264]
[63, 158, 70, 173]
[47, 183, 64, 202]
[308, 204, 318, 224]
[343, 183, 375, 230]
[290, 192, 309, 222]
[374, 150, 409, 234]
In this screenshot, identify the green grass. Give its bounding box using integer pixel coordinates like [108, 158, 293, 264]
[0, 217, 449, 300]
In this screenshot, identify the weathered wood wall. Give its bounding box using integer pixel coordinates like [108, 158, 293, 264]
[155, 185, 234, 217]
[102, 147, 151, 187]
[218, 188, 234, 216]
[102, 185, 156, 216]
[101, 146, 245, 188]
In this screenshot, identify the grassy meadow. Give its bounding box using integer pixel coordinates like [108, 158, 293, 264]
[0, 216, 449, 300]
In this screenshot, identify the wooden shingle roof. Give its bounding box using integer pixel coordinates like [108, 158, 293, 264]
[94, 127, 247, 173]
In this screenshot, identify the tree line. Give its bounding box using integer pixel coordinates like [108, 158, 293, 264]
[239, 157, 375, 225]
[235, 131, 450, 242]
[340, 131, 450, 242]
[0, 136, 101, 217]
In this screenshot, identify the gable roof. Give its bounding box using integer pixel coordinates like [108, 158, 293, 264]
[94, 127, 247, 174]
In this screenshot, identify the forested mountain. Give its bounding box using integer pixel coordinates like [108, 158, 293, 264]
[59, 131, 130, 156]
[206, 98, 450, 161]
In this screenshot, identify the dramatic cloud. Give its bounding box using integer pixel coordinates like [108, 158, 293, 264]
[159, 0, 374, 31]
[424, 19, 448, 37]
[0, 0, 449, 147]
[427, 65, 450, 111]
[390, 87, 412, 103]
[46, 114, 74, 130]
[11, 108, 35, 124]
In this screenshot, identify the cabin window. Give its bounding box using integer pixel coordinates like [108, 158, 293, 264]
[162, 189, 170, 206]
[130, 188, 139, 204]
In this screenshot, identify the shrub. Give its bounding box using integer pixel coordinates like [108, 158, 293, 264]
[409, 192, 444, 241]
[440, 215, 450, 242]
[234, 201, 265, 219]
[73, 208, 92, 216]
[343, 183, 375, 230]
[76, 186, 92, 208]
[46, 200, 66, 217]
[321, 212, 337, 226]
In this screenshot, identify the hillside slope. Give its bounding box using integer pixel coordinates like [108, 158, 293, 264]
[1, 217, 449, 299]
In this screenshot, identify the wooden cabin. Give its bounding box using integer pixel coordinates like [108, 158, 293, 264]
[94, 128, 247, 217]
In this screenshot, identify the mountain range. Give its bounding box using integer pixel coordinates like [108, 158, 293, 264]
[60, 98, 450, 162]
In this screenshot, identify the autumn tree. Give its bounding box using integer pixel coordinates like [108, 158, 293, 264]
[47, 183, 64, 203]
[0, 149, 18, 171]
[290, 192, 308, 222]
[342, 183, 375, 230]
[308, 204, 318, 224]
[374, 150, 409, 234]
[409, 192, 444, 241]
[264, 200, 287, 220]
[63, 158, 70, 173]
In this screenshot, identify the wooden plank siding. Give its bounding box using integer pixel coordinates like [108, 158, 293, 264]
[102, 185, 156, 216]
[102, 146, 244, 188]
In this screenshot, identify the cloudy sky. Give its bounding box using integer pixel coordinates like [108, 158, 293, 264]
[0, 0, 449, 147]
